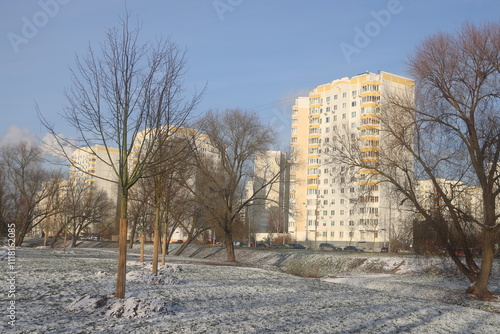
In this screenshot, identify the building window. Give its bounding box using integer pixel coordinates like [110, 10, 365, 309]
[330, 231, 335, 237]
[339, 232, 344, 238]
[351, 101, 356, 107]
[331, 221, 335, 226]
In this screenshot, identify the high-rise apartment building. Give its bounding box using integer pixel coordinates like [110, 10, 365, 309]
[290, 71, 414, 250]
[251, 150, 290, 241]
[70, 145, 119, 203]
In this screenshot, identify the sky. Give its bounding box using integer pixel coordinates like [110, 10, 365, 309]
[0, 0, 499, 151]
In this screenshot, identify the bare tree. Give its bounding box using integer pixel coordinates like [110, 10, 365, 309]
[330, 22, 500, 299]
[0, 142, 62, 246]
[63, 180, 114, 247]
[39, 13, 203, 298]
[194, 109, 288, 262]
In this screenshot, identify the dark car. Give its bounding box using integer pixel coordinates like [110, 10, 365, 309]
[319, 243, 342, 251]
[255, 242, 269, 248]
[343, 246, 364, 252]
[271, 244, 290, 249]
[381, 247, 389, 253]
[288, 243, 309, 249]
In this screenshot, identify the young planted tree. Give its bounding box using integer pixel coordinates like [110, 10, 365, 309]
[141, 134, 195, 275]
[194, 109, 288, 262]
[39, 13, 203, 297]
[330, 22, 500, 299]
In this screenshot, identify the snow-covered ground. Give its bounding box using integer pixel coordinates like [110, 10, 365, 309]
[1, 246, 499, 333]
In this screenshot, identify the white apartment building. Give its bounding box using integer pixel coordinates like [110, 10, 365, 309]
[290, 71, 414, 250]
[416, 179, 483, 220]
[251, 150, 289, 241]
[70, 145, 119, 203]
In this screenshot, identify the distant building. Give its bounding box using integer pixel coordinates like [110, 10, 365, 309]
[249, 150, 290, 242]
[414, 178, 483, 250]
[70, 145, 119, 203]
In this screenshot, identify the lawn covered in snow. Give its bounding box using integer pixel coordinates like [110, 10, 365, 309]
[1, 246, 499, 333]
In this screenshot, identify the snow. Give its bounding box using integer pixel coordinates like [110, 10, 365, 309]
[1, 246, 499, 333]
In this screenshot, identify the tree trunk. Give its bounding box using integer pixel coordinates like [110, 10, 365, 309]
[174, 240, 188, 256]
[466, 231, 495, 300]
[115, 217, 128, 298]
[63, 227, 67, 252]
[152, 229, 160, 275]
[71, 235, 77, 247]
[152, 206, 161, 275]
[140, 234, 145, 263]
[50, 224, 65, 247]
[161, 232, 168, 266]
[224, 229, 236, 262]
[129, 218, 137, 249]
[15, 230, 26, 247]
[226, 241, 235, 262]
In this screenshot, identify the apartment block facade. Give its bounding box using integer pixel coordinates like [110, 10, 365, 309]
[251, 150, 290, 241]
[289, 71, 414, 250]
[70, 145, 119, 202]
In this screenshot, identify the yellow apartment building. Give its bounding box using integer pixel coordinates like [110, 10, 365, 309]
[289, 71, 414, 250]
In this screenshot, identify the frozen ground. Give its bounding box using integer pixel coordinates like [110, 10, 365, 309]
[1, 246, 499, 333]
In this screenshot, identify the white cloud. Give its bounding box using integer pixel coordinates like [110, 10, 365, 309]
[41, 132, 77, 161]
[0, 125, 37, 146]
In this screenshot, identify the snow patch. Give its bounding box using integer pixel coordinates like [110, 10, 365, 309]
[126, 264, 182, 285]
[65, 293, 175, 318]
[52, 250, 75, 255]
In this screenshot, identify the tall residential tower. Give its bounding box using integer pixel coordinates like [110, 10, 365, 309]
[290, 71, 414, 250]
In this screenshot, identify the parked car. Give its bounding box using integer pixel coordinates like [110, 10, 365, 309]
[381, 247, 389, 253]
[319, 243, 342, 251]
[254, 242, 269, 248]
[288, 243, 309, 249]
[270, 244, 290, 249]
[343, 246, 364, 252]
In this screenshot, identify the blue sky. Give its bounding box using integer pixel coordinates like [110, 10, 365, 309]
[1, 0, 499, 149]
